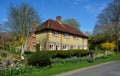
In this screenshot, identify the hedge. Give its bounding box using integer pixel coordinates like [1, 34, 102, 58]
[46, 50, 90, 58]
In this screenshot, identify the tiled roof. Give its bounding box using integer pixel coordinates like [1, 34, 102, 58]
[36, 19, 88, 38]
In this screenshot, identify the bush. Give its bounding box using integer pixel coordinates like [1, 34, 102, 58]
[36, 44, 40, 51]
[27, 51, 51, 67]
[1, 52, 7, 58]
[47, 50, 89, 58]
[24, 51, 33, 55]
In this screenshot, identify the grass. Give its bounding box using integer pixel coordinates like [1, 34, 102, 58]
[18, 54, 120, 76]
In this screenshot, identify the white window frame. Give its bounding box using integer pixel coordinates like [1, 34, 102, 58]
[63, 45, 68, 50]
[56, 44, 60, 50]
[53, 31, 58, 37]
[49, 44, 54, 50]
[64, 33, 69, 38]
[70, 46, 75, 49]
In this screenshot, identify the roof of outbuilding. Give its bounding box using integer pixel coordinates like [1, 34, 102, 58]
[36, 19, 88, 38]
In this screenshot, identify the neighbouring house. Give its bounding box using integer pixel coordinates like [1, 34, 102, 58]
[0, 32, 11, 49]
[27, 33, 36, 52]
[32, 16, 88, 51]
[27, 19, 37, 52]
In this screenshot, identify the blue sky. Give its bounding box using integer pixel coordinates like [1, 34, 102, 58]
[0, 0, 112, 32]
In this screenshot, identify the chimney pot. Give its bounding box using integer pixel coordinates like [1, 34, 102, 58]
[56, 16, 62, 24]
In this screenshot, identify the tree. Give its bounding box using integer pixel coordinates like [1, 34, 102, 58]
[63, 18, 80, 30]
[8, 3, 40, 59]
[93, 0, 120, 51]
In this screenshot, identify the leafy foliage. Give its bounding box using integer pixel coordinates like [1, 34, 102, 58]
[0, 66, 34, 76]
[36, 44, 40, 51]
[1, 52, 7, 58]
[93, 0, 120, 43]
[47, 50, 90, 58]
[27, 51, 51, 67]
[101, 42, 116, 51]
[63, 18, 80, 30]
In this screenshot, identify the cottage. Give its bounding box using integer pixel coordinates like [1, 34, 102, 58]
[31, 16, 88, 51]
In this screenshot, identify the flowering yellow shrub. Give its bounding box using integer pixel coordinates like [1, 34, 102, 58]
[101, 42, 116, 51]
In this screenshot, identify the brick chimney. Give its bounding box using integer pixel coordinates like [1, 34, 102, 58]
[56, 16, 62, 24]
[32, 19, 36, 32]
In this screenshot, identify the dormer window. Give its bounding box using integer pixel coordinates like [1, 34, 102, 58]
[53, 31, 58, 36]
[64, 33, 69, 38]
[74, 35, 78, 40]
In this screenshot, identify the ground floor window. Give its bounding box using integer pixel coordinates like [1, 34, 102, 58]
[56, 44, 60, 50]
[70, 46, 75, 49]
[49, 44, 54, 50]
[63, 45, 67, 50]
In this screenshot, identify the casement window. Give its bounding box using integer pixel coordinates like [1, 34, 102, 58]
[74, 35, 78, 40]
[53, 31, 58, 36]
[49, 44, 54, 50]
[64, 33, 69, 38]
[63, 45, 67, 50]
[56, 44, 60, 50]
[70, 46, 75, 49]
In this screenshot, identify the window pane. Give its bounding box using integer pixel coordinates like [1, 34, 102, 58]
[53, 31, 58, 36]
[64, 33, 69, 38]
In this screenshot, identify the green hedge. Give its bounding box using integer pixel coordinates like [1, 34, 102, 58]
[47, 50, 90, 58]
[27, 51, 51, 67]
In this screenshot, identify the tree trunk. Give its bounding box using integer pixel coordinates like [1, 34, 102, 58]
[21, 33, 29, 60]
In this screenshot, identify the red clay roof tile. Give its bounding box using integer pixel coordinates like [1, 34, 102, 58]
[36, 19, 88, 38]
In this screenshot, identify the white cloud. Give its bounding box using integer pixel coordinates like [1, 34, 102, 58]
[71, 0, 106, 15]
[84, 4, 102, 12]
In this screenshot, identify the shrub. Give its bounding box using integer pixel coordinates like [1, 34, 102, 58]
[36, 44, 40, 51]
[1, 52, 7, 58]
[47, 51, 57, 58]
[0, 66, 34, 76]
[24, 51, 33, 55]
[27, 51, 51, 67]
[46, 50, 89, 58]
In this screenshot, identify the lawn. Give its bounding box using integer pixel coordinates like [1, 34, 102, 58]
[18, 54, 120, 76]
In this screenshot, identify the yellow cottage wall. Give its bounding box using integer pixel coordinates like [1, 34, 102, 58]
[36, 30, 88, 50]
[48, 30, 88, 50]
[36, 31, 47, 44]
